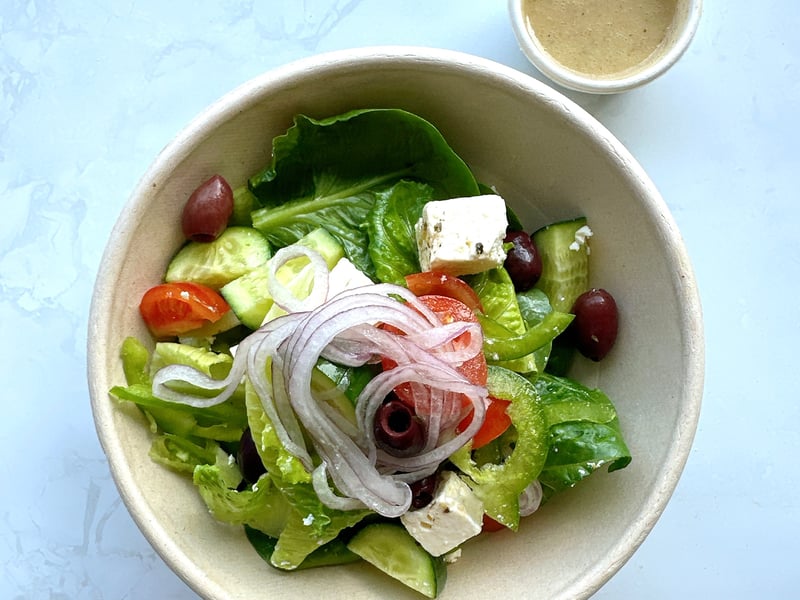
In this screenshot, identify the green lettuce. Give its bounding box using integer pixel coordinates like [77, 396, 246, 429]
[148, 433, 220, 474]
[150, 341, 238, 399]
[193, 463, 292, 538]
[244, 526, 361, 570]
[110, 337, 247, 442]
[244, 379, 371, 569]
[365, 180, 433, 285]
[531, 373, 632, 500]
[248, 109, 480, 278]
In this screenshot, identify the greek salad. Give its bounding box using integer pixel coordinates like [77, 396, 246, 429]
[110, 108, 630, 598]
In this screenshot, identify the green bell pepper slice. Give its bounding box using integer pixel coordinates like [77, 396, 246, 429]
[478, 310, 574, 362]
[450, 366, 548, 530]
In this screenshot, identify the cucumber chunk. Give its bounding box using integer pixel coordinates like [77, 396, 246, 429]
[347, 523, 446, 598]
[533, 217, 591, 313]
[230, 185, 258, 227]
[165, 227, 271, 288]
[220, 227, 344, 329]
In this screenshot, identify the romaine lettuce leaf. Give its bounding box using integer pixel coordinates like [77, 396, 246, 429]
[148, 433, 220, 474]
[245, 377, 311, 486]
[244, 526, 361, 570]
[365, 180, 433, 285]
[248, 109, 480, 278]
[531, 373, 632, 500]
[193, 463, 292, 538]
[111, 337, 247, 442]
[110, 383, 247, 442]
[268, 487, 371, 570]
[120, 335, 150, 386]
[244, 379, 371, 569]
[150, 342, 233, 379]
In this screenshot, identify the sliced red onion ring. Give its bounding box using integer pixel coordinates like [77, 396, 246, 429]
[267, 244, 329, 313]
[311, 464, 372, 512]
[150, 324, 271, 407]
[519, 480, 544, 517]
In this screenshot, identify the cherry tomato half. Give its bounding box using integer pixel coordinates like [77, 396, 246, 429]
[381, 294, 488, 390]
[405, 271, 484, 313]
[416, 294, 487, 385]
[139, 282, 230, 339]
[457, 396, 512, 450]
[380, 294, 489, 441]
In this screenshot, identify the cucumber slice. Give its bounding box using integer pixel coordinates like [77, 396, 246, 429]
[347, 523, 446, 598]
[230, 185, 258, 227]
[165, 227, 271, 288]
[533, 217, 591, 313]
[220, 228, 344, 329]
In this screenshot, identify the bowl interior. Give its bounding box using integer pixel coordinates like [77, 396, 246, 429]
[88, 48, 703, 600]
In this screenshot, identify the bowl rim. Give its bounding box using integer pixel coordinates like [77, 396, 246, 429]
[507, 0, 703, 94]
[87, 45, 704, 599]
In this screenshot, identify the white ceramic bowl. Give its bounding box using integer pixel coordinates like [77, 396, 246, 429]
[508, 0, 703, 94]
[88, 47, 703, 599]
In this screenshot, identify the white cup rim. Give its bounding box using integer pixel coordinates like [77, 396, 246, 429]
[508, 0, 703, 94]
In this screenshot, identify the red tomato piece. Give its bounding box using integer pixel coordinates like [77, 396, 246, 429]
[379, 294, 488, 422]
[482, 513, 507, 532]
[382, 293, 488, 384]
[417, 295, 487, 386]
[405, 271, 484, 313]
[139, 282, 230, 339]
[458, 396, 512, 450]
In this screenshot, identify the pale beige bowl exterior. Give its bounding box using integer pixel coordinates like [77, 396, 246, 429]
[88, 47, 703, 599]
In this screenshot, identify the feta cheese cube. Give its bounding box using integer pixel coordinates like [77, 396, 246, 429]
[400, 471, 484, 557]
[259, 257, 373, 326]
[415, 194, 508, 276]
[326, 257, 374, 299]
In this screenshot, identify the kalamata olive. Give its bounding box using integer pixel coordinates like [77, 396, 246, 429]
[237, 427, 267, 484]
[503, 230, 543, 291]
[181, 174, 234, 242]
[374, 399, 425, 456]
[570, 288, 619, 361]
[409, 474, 439, 509]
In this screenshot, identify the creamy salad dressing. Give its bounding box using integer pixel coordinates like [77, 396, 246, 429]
[523, 0, 679, 77]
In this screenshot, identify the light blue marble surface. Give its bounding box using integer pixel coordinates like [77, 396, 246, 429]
[2, 1, 798, 598]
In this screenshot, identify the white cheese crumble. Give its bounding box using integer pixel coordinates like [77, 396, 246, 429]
[326, 257, 374, 299]
[443, 548, 462, 564]
[302, 513, 316, 526]
[569, 225, 593, 252]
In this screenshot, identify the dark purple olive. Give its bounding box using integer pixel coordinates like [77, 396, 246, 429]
[237, 427, 267, 484]
[374, 399, 425, 457]
[410, 474, 439, 509]
[503, 230, 543, 291]
[570, 288, 619, 361]
[181, 174, 234, 242]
